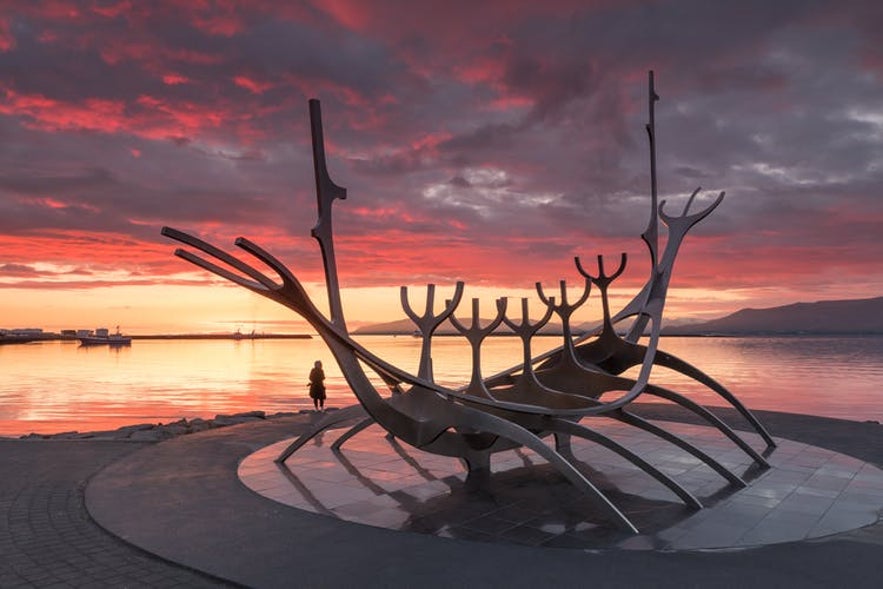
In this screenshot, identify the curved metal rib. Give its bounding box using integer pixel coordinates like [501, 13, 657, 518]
[276, 404, 367, 463]
[643, 384, 770, 467]
[548, 417, 703, 508]
[548, 364, 767, 471]
[455, 408, 640, 533]
[610, 410, 747, 487]
[652, 349, 776, 448]
[330, 415, 374, 451]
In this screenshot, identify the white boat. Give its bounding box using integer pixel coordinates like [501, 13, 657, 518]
[78, 327, 132, 346]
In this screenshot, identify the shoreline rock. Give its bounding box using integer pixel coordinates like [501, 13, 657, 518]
[5, 409, 338, 442]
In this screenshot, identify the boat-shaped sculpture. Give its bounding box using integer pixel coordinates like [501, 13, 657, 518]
[162, 72, 774, 533]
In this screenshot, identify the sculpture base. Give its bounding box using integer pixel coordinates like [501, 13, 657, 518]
[239, 420, 882, 550]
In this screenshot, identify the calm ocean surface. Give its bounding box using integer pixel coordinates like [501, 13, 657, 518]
[1, 335, 881, 436]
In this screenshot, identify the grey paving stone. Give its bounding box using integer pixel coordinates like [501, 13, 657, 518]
[0, 440, 235, 588]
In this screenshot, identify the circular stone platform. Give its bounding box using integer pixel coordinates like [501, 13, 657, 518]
[239, 420, 883, 551]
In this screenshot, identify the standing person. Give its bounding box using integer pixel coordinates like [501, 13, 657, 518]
[308, 360, 326, 411]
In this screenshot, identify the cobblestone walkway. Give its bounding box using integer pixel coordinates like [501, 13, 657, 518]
[0, 440, 235, 588]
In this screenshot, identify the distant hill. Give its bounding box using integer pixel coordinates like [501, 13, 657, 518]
[355, 296, 883, 337]
[663, 296, 883, 336]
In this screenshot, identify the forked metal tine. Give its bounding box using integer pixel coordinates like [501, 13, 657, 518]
[538, 279, 591, 311]
[535, 297, 556, 327]
[423, 284, 437, 317]
[449, 297, 507, 334]
[400, 285, 424, 325]
[446, 298, 470, 333]
[502, 297, 555, 333]
[574, 256, 592, 281]
[602, 253, 628, 282]
[500, 299, 519, 331]
[402, 281, 464, 327]
[235, 237, 299, 287]
[575, 253, 627, 285]
[683, 187, 701, 216]
[174, 249, 266, 293]
[494, 297, 508, 318]
[535, 281, 553, 306]
[501, 297, 523, 331]
[659, 190, 725, 228]
[161, 227, 278, 291]
[442, 282, 466, 321]
[479, 297, 508, 334]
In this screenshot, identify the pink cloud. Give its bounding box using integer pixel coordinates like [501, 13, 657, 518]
[0, 89, 128, 133]
[0, 18, 14, 51]
[0, 0, 881, 320]
[162, 73, 190, 85]
[233, 75, 274, 94]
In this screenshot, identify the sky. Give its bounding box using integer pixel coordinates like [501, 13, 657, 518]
[1, 0, 881, 334]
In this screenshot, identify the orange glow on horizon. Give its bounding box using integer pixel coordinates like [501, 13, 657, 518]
[2, 0, 882, 338]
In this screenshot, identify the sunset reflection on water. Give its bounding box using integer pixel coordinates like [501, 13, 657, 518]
[1, 336, 881, 436]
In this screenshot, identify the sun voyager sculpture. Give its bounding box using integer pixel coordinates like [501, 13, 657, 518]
[162, 72, 775, 533]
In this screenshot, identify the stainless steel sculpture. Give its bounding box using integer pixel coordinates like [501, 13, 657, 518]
[162, 72, 774, 533]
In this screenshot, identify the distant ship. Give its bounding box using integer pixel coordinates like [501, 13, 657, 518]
[78, 327, 132, 346]
[233, 328, 256, 340]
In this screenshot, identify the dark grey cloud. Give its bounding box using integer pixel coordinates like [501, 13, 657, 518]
[0, 0, 880, 302]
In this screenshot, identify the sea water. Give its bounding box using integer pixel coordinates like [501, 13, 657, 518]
[1, 335, 881, 436]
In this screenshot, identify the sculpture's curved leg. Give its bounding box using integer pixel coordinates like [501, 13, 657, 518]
[276, 404, 367, 463]
[611, 410, 747, 488]
[554, 432, 572, 455]
[653, 349, 776, 448]
[540, 372, 769, 474]
[456, 409, 639, 533]
[644, 384, 771, 468]
[462, 449, 492, 487]
[559, 367, 767, 470]
[330, 416, 375, 451]
[548, 418, 703, 509]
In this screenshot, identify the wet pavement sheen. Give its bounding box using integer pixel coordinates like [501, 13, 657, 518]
[240, 419, 883, 550]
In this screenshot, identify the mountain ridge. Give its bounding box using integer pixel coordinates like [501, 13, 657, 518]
[662, 295, 883, 335]
[353, 296, 883, 336]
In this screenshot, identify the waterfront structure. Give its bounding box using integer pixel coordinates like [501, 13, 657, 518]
[0, 327, 51, 344]
[77, 327, 132, 346]
[163, 73, 774, 533]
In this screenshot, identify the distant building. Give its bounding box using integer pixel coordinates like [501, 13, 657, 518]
[9, 328, 43, 336]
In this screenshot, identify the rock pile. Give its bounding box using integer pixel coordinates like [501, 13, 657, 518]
[13, 409, 333, 441]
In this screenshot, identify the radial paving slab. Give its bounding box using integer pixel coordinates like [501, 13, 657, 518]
[85, 409, 883, 588]
[240, 420, 883, 550]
